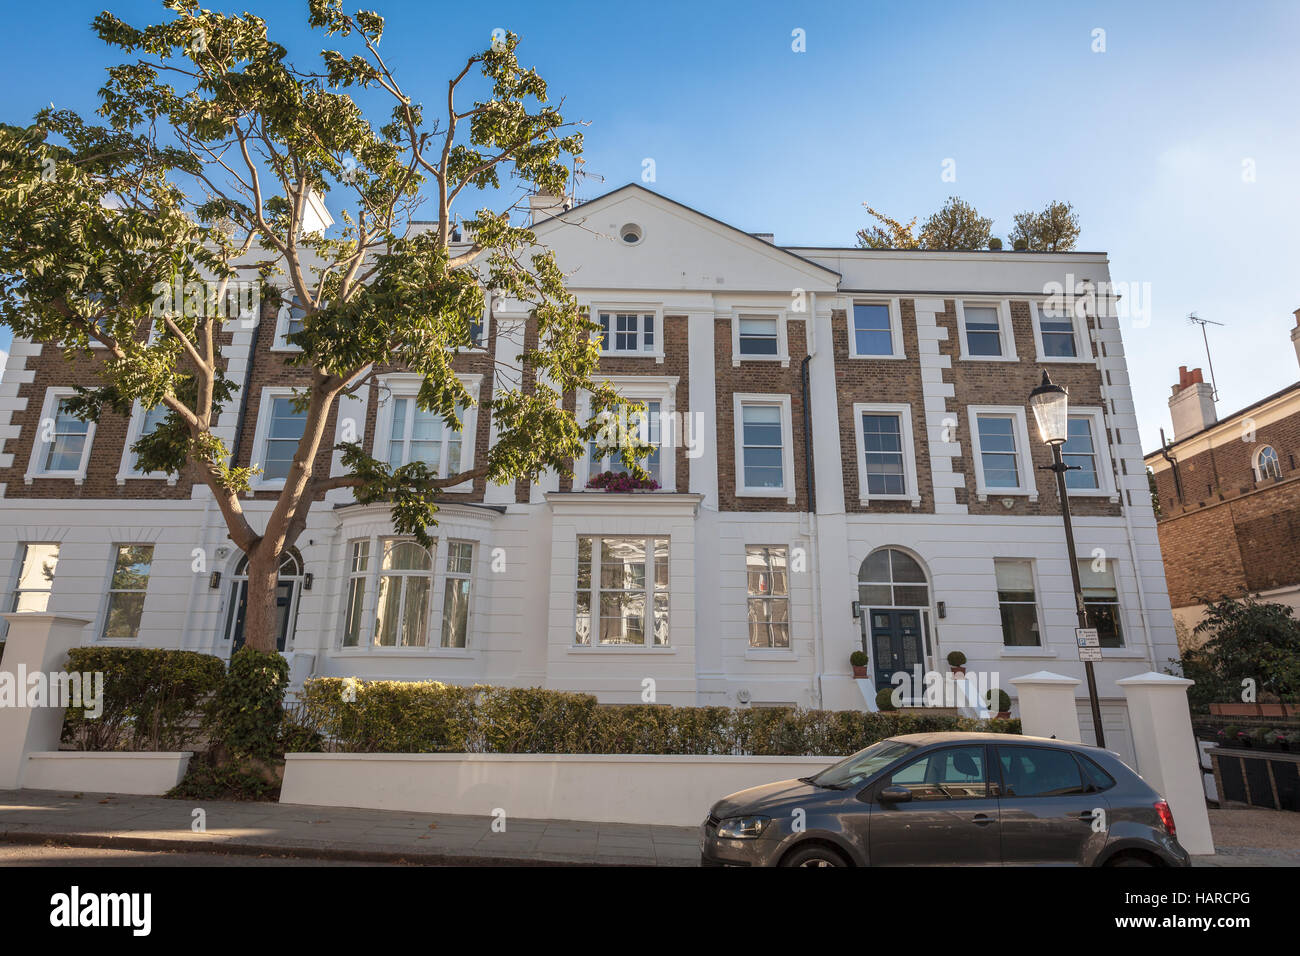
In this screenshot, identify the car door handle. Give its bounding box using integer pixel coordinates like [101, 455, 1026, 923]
[1075, 811, 1099, 822]
[971, 814, 996, 826]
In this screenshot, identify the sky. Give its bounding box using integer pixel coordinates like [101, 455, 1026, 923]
[1, 0, 1297, 452]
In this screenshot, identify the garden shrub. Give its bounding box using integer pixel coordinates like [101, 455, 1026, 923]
[294, 678, 1021, 755]
[205, 646, 289, 760]
[60, 647, 225, 752]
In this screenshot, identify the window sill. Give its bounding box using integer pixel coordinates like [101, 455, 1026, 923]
[860, 495, 922, 508]
[732, 356, 790, 368]
[736, 487, 796, 502]
[333, 647, 478, 658]
[975, 489, 1039, 503]
[269, 345, 304, 354]
[1034, 354, 1091, 364]
[25, 472, 86, 485]
[601, 351, 665, 364]
[958, 355, 1019, 363]
[999, 647, 1058, 659]
[1100, 648, 1144, 658]
[745, 648, 797, 661]
[116, 473, 179, 486]
[1066, 489, 1120, 502]
[568, 644, 675, 655]
[847, 353, 908, 361]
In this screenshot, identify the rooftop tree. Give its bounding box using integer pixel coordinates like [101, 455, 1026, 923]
[0, 0, 641, 658]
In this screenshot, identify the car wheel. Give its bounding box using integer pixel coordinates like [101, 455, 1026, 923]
[782, 845, 848, 867]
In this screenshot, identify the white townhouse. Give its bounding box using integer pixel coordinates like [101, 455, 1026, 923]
[0, 184, 1178, 765]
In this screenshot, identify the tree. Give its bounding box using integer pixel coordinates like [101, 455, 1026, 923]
[1010, 200, 1081, 252]
[0, 0, 642, 655]
[1176, 595, 1300, 711]
[917, 196, 992, 251]
[855, 204, 920, 250]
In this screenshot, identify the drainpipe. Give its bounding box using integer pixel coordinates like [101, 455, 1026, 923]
[1158, 427, 1183, 504]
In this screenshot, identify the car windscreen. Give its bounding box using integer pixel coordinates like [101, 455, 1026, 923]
[808, 739, 917, 789]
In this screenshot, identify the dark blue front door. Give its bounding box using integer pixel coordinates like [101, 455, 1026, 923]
[868, 609, 925, 691]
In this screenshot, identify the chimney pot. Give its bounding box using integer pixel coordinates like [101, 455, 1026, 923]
[1169, 366, 1216, 440]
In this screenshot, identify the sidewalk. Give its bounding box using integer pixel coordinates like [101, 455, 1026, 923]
[0, 790, 701, 866]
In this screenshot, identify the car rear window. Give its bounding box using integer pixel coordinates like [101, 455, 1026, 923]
[997, 746, 1086, 797]
[1077, 754, 1117, 792]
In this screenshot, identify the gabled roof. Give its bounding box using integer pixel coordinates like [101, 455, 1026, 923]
[533, 182, 841, 281]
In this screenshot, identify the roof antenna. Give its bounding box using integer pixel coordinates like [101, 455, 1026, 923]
[569, 156, 604, 206]
[1187, 312, 1224, 402]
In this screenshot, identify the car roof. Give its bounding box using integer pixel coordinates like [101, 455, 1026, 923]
[888, 731, 1107, 753]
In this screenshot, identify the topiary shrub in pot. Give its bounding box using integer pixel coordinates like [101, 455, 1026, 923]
[988, 237, 1003, 251]
[986, 687, 1012, 718]
[947, 650, 967, 675]
[850, 650, 869, 679]
[876, 687, 897, 712]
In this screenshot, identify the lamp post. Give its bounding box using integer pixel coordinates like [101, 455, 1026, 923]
[1028, 370, 1106, 749]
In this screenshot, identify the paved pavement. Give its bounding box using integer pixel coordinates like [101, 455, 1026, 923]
[0, 844, 388, 866]
[2, 791, 1297, 866]
[0, 790, 701, 866]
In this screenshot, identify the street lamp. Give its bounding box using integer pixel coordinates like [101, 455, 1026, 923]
[1028, 370, 1106, 749]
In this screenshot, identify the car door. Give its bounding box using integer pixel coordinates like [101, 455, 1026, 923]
[995, 745, 1108, 865]
[867, 744, 1001, 865]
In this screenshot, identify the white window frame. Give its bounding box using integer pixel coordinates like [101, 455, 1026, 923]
[25, 387, 96, 485]
[116, 401, 179, 485]
[1030, 300, 1094, 364]
[1062, 406, 1118, 501]
[730, 309, 790, 367]
[271, 292, 306, 352]
[1254, 444, 1283, 482]
[590, 303, 664, 362]
[733, 393, 796, 503]
[852, 402, 921, 507]
[955, 299, 1017, 362]
[6, 542, 60, 620]
[436, 539, 475, 648]
[967, 405, 1038, 501]
[1077, 556, 1128, 649]
[372, 373, 481, 493]
[573, 534, 670, 647]
[847, 298, 905, 359]
[98, 543, 154, 642]
[994, 557, 1042, 648]
[576, 376, 678, 493]
[746, 544, 791, 650]
[248, 387, 307, 491]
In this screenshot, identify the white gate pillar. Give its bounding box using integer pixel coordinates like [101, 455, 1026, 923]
[0, 614, 90, 789]
[1116, 671, 1215, 856]
[1008, 671, 1082, 742]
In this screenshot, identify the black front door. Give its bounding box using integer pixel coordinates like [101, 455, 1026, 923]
[227, 579, 294, 652]
[867, 609, 925, 691]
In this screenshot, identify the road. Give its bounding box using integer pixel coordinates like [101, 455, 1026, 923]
[0, 842, 413, 866]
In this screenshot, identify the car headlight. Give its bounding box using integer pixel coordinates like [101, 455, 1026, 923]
[716, 815, 770, 839]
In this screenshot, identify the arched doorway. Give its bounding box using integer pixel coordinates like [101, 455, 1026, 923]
[857, 548, 933, 694]
[224, 548, 304, 653]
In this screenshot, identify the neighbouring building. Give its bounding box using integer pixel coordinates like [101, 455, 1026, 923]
[0, 184, 1178, 764]
[1145, 310, 1300, 647]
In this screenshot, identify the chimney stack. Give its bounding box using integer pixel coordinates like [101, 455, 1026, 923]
[1291, 307, 1300, 370]
[1169, 366, 1217, 440]
[528, 187, 571, 226]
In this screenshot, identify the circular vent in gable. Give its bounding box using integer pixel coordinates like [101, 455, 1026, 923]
[619, 223, 643, 245]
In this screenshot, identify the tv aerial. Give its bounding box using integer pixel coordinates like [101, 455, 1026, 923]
[1187, 312, 1224, 402]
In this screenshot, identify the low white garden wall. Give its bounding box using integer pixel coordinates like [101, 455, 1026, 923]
[22, 751, 193, 795]
[281, 752, 839, 826]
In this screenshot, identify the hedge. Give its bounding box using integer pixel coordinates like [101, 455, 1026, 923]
[61, 647, 226, 752]
[298, 678, 1020, 755]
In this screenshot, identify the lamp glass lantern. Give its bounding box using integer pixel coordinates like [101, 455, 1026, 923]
[1028, 371, 1070, 445]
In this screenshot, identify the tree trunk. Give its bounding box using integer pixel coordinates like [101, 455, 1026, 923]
[241, 547, 282, 654]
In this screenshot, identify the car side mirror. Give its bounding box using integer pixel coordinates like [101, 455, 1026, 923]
[877, 785, 912, 804]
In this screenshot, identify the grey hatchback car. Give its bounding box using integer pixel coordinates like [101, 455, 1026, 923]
[700, 732, 1190, 867]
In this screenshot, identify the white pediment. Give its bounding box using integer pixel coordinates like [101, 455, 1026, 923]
[531, 184, 840, 295]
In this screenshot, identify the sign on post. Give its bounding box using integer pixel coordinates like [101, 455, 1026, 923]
[1075, 627, 1101, 661]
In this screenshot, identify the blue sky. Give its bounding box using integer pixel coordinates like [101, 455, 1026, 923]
[2, 0, 1298, 451]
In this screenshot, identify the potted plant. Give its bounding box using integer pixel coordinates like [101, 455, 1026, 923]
[585, 470, 661, 493]
[850, 650, 869, 679]
[986, 688, 1012, 719]
[876, 687, 897, 711]
[947, 650, 967, 676]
